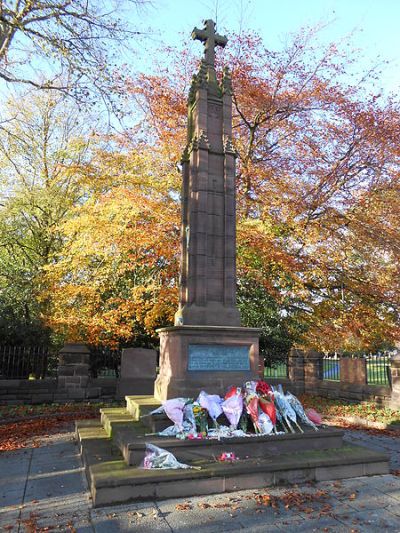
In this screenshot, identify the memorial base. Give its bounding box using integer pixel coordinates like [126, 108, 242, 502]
[154, 325, 261, 401]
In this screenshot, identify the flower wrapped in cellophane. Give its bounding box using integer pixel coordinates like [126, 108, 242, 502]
[256, 380, 272, 397]
[285, 391, 318, 431]
[258, 411, 274, 434]
[162, 398, 186, 431]
[142, 443, 198, 470]
[222, 387, 243, 429]
[256, 380, 277, 432]
[272, 386, 303, 433]
[245, 393, 260, 433]
[197, 391, 223, 427]
[259, 396, 277, 427]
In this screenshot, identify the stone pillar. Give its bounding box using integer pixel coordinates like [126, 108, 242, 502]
[288, 348, 305, 394]
[340, 358, 367, 385]
[390, 352, 400, 409]
[57, 343, 90, 400]
[174, 55, 241, 328]
[303, 350, 322, 393]
[116, 348, 157, 399]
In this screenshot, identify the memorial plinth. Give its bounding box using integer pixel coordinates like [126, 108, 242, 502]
[155, 20, 261, 400]
[155, 326, 260, 400]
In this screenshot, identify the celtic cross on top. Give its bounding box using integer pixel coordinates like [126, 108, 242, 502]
[191, 19, 228, 67]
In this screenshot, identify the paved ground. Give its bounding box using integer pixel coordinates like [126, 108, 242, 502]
[0, 428, 400, 532]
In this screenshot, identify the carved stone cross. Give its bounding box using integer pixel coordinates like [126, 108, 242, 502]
[191, 19, 227, 67]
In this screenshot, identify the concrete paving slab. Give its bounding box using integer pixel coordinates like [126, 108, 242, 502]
[268, 515, 347, 532]
[333, 485, 400, 512]
[0, 488, 26, 507]
[91, 502, 171, 533]
[158, 496, 245, 532]
[335, 508, 400, 531]
[0, 509, 21, 531]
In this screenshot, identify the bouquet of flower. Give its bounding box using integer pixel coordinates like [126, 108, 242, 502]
[259, 396, 277, 427]
[162, 398, 186, 431]
[285, 391, 318, 431]
[258, 411, 274, 434]
[183, 402, 197, 434]
[225, 385, 238, 400]
[197, 391, 223, 427]
[272, 386, 303, 433]
[244, 381, 258, 395]
[192, 404, 208, 435]
[222, 387, 243, 429]
[142, 443, 197, 470]
[306, 408, 322, 426]
[256, 380, 272, 397]
[245, 393, 260, 433]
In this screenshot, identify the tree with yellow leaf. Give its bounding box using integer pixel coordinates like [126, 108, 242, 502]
[43, 27, 400, 353]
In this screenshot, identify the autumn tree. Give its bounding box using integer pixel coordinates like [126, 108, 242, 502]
[0, 89, 92, 344]
[43, 142, 180, 346]
[44, 27, 400, 352]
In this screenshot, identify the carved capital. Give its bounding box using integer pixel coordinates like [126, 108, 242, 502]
[224, 135, 237, 157]
[198, 129, 210, 150]
[190, 135, 199, 151]
[197, 59, 208, 87]
[188, 74, 198, 104]
[222, 66, 232, 95]
[181, 144, 191, 163]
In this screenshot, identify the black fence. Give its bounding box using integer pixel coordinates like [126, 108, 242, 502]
[264, 356, 289, 379]
[321, 353, 391, 386]
[365, 354, 391, 386]
[322, 356, 340, 381]
[89, 346, 121, 378]
[0, 346, 58, 379]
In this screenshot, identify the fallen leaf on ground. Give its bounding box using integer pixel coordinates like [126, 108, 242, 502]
[198, 502, 211, 509]
[175, 503, 192, 511]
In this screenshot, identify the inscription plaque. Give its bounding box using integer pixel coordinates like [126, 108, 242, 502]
[188, 344, 250, 371]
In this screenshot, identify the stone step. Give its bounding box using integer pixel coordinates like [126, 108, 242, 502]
[100, 407, 138, 437]
[76, 422, 389, 508]
[114, 425, 345, 466]
[125, 395, 162, 420]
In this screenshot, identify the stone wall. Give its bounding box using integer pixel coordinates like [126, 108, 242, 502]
[0, 379, 59, 405]
[0, 377, 117, 405]
[0, 343, 398, 407]
[278, 350, 394, 407]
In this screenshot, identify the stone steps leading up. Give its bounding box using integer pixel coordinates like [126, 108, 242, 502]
[76, 420, 389, 508]
[125, 395, 162, 419]
[100, 407, 138, 437]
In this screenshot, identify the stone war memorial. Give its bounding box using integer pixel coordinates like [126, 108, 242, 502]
[154, 18, 261, 401]
[77, 19, 389, 507]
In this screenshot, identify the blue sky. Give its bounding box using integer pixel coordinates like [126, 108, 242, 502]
[132, 0, 400, 95]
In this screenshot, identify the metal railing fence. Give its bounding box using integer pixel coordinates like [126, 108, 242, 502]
[322, 356, 340, 381]
[0, 346, 58, 379]
[321, 352, 391, 386]
[264, 356, 289, 379]
[89, 346, 121, 378]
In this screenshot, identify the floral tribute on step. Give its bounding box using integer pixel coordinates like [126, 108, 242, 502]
[145, 381, 321, 440]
